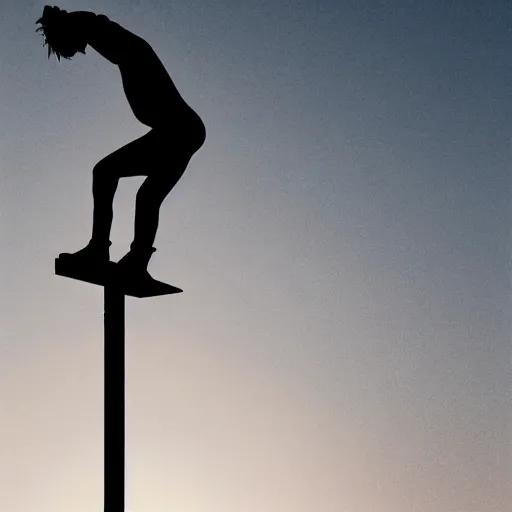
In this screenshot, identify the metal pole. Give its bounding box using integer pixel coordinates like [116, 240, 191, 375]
[104, 285, 125, 512]
[55, 254, 182, 512]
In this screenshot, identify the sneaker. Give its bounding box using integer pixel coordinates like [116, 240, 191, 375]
[116, 246, 156, 280]
[59, 240, 111, 268]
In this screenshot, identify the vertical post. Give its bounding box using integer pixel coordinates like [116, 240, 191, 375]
[55, 254, 182, 512]
[104, 285, 125, 512]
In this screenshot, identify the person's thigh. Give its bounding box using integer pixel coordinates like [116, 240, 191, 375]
[94, 129, 172, 178]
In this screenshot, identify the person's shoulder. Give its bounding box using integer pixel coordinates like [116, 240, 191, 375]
[95, 13, 128, 34]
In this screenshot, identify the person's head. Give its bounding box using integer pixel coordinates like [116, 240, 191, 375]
[36, 5, 87, 60]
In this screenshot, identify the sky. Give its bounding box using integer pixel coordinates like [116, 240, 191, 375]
[1, 0, 511, 511]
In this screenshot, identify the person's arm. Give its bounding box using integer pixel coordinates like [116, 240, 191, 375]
[69, 11, 150, 65]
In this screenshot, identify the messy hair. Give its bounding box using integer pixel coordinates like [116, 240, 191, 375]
[36, 5, 74, 61]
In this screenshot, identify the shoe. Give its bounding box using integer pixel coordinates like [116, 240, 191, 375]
[116, 245, 156, 280]
[59, 239, 111, 267]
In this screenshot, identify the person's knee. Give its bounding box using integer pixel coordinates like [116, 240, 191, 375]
[135, 182, 167, 208]
[92, 158, 117, 183]
[92, 159, 106, 180]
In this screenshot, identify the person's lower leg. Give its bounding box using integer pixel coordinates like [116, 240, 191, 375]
[116, 200, 160, 274]
[90, 173, 119, 245]
[131, 199, 161, 251]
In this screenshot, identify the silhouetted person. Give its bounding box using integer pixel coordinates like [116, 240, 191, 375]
[36, 5, 206, 279]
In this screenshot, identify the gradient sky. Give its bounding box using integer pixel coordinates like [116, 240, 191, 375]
[1, 1, 510, 511]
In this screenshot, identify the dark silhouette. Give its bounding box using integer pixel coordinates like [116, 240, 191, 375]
[37, 5, 206, 280]
[43, 7, 192, 512]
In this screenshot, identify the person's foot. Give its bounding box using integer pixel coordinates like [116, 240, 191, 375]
[115, 246, 156, 280]
[59, 240, 111, 268]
